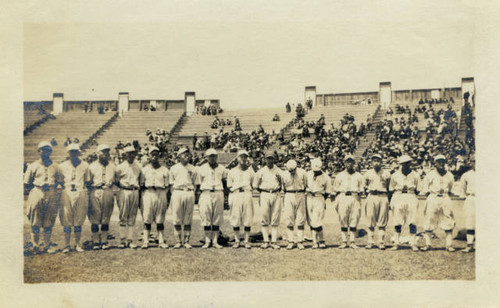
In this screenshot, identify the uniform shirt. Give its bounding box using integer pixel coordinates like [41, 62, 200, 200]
[332, 170, 363, 193]
[24, 159, 62, 187]
[389, 168, 420, 192]
[115, 160, 142, 188]
[421, 169, 454, 195]
[169, 162, 197, 190]
[459, 169, 475, 197]
[89, 160, 116, 188]
[227, 166, 255, 192]
[196, 163, 227, 191]
[140, 164, 170, 188]
[59, 160, 91, 190]
[306, 171, 332, 194]
[364, 168, 391, 192]
[253, 165, 283, 191]
[282, 168, 307, 192]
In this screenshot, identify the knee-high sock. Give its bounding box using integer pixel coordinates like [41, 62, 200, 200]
[297, 228, 304, 243]
[271, 227, 279, 243]
[120, 226, 127, 242]
[262, 226, 269, 242]
[341, 231, 347, 243]
[287, 228, 294, 243]
[74, 229, 82, 246]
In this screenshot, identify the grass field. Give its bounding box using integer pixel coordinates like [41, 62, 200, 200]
[23, 198, 475, 282]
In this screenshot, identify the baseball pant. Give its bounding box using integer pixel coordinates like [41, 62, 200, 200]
[88, 188, 114, 225]
[365, 194, 389, 228]
[229, 191, 254, 227]
[284, 193, 306, 228]
[336, 194, 361, 228]
[26, 187, 59, 228]
[199, 191, 224, 227]
[117, 190, 140, 227]
[259, 192, 282, 227]
[390, 192, 418, 226]
[170, 190, 195, 226]
[423, 195, 455, 231]
[142, 188, 169, 225]
[59, 190, 89, 227]
[306, 195, 324, 228]
[464, 196, 475, 230]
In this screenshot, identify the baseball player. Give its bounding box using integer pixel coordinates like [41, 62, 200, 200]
[332, 154, 363, 249]
[139, 146, 170, 249]
[24, 141, 63, 254]
[88, 144, 116, 250]
[227, 150, 255, 249]
[59, 144, 91, 253]
[421, 154, 456, 252]
[253, 150, 283, 249]
[196, 148, 228, 249]
[115, 145, 142, 249]
[459, 155, 475, 253]
[388, 154, 420, 252]
[305, 158, 331, 249]
[363, 154, 391, 249]
[169, 147, 197, 249]
[282, 159, 307, 250]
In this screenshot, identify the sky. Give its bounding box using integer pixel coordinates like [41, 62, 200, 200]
[23, 2, 477, 109]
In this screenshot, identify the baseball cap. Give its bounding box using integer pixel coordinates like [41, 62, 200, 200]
[123, 145, 136, 153]
[286, 159, 297, 171]
[311, 158, 322, 171]
[265, 150, 276, 158]
[97, 144, 110, 152]
[66, 143, 81, 152]
[434, 154, 446, 161]
[237, 149, 249, 157]
[372, 154, 382, 160]
[37, 141, 52, 150]
[344, 154, 356, 162]
[398, 154, 412, 164]
[149, 146, 160, 154]
[177, 147, 189, 156]
[205, 148, 218, 156]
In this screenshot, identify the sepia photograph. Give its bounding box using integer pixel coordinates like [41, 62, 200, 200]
[2, 0, 500, 307]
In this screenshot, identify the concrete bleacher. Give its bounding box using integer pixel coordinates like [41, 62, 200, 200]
[24, 110, 53, 132]
[387, 101, 462, 130]
[24, 112, 117, 163]
[85, 110, 185, 153]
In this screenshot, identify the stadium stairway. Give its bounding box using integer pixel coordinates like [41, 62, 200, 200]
[24, 111, 55, 135]
[84, 110, 185, 155]
[24, 112, 117, 163]
[354, 105, 384, 158]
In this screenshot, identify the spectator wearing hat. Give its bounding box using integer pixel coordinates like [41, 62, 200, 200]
[305, 158, 331, 249]
[253, 150, 283, 249]
[332, 154, 364, 249]
[420, 154, 456, 252]
[88, 144, 116, 250]
[227, 150, 255, 249]
[59, 144, 91, 253]
[139, 146, 170, 249]
[169, 147, 198, 249]
[196, 148, 228, 249]
[114, 145, 142, 249]
[388, 154, 420, 251]
[24, 141, 63, 254]
[282, 159, 308, 250]
[363, 154, 391, 250]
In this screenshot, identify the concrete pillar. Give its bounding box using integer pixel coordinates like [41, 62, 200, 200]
[305, 86, 317, 106]
[379, 82, 392, 110]
[431, 89, 440, 100]
[185, 92, 195, 115]
[461, 77, 475, 105]
[118, 92, 129, 116]
[52, 93, 64, 115]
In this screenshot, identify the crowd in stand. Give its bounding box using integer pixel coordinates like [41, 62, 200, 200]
[195, 104, 224, 116]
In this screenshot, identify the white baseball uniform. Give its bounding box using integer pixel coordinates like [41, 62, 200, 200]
[459, 170, 475, 230]
[140, 164, 170, 224]
[283, 168, 307, 228]
[253, 165, 283, 227]
[389, 169, 420, 226]
[421, 169, 455, 231]
[332, 170, 363, 228]
[363, 169, 391, 228]
[115, 160, 142, 227]
[196, 163, 227, 227]
[305, 170, 331, 228]
[169, 162, 197, 226]
[88, 160, 116, 225]
[59, 160, 91, 227]
[227, 166, 255, 228]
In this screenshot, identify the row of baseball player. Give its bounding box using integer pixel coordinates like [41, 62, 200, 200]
[24, 140, 475, 253]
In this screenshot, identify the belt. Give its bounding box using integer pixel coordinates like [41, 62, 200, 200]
[432, 192, 450, 197]
[467, 193, 475, 196]
[341, 191, 359, 196]
[307, 192, 325, 197]
[369, 191, 387, 195]
[34, 184, 55, 191]
[397, 189, 415, 194]
[202, 189, 223, 193]
[146, 187, 167, 190]
[232, 187, 251, 193]
[285, 190, 306, 193]
[174, 188, 194, 192]
[92, 185, 111, 190]
[259, 188, 280, 193]
[121, 186, 139, 191]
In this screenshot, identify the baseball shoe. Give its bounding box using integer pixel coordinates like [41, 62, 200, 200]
[202, 242, 210, 249]
[141, 243, 148, 250]
[244, 242, 252, 249]
[159, 243, 169, 249]
[46, 247, 58, 254]
[62, 246, 71, 254]
[286, 242, 295, 250]
[349, 243, 359, 249]
[319, 242, 326, 249]
[378, 244, 386, 250]
[270, 243, 280, 250]
[119, 242, 127, 249]
[75, 245, 84, 253]
[411, 245, 419, 252]
[338, 243, 348, 249]
[101, 242, 110, 250]
[128, 243, 138, 249]
[365, 243, 375, 249]
[297, 242, 305, 250]
[184, 243, 193, 249]
[232, 242, 240, 249]
[93, 243, 101, 250]
[311, 243, 319, 249]
[213, 243, 223, 249]
[461, 246, 474, 253]
[420, 245, 431, 252]
[389, 245, 400, 251]
[173, 243, 182, 249]
[260, 242, 270, 249]
[446, 246, 456, 252]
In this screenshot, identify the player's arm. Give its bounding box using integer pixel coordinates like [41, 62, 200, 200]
[84, 166, 92, 191]
[23, 164, 34, 193]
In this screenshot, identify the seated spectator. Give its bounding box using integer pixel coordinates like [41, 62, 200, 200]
[272, 114, 280, 121]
